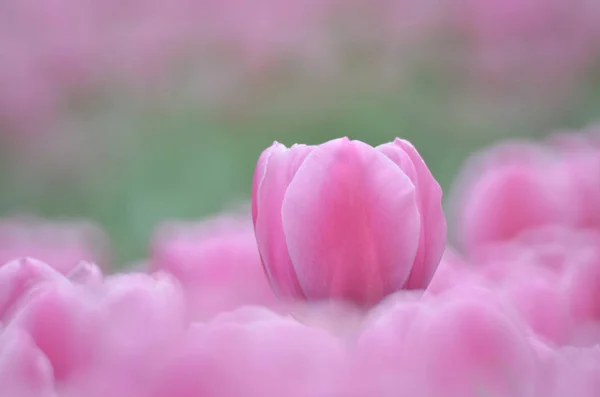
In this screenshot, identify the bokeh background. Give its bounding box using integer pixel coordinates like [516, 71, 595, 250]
[1, 0, 600, 265]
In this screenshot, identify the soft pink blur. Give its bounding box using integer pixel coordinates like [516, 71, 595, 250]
[455, 0, 600, 87]
[2, 0, 599, 138]
[0, 216, 111, 274]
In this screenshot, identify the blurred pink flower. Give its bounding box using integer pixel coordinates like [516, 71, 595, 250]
[252, 137, 446, 306]
[452, 141, 576, 253]
[357, 287, 535, 397]
[441, 226, 600, 346]
[7, 272, 103, 382]
[150, 214, 278, 319]
[0, 257, 64, 320]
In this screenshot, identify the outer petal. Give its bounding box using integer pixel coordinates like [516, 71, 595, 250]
[375, 141, 417, 182]
[281, 138, 420, 306]
[0, 257, 64, 321]
[252, 143, 277, 228]
[8, 281, 100, 382]
[254, 143, 314, 298]
[377, 138, 447, 288]
[0, 328, 55, 397]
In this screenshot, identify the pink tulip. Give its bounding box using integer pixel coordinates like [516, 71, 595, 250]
[0, 257, 64, 320]
[0, 328, 55, 397]
[7, 277, 101, 382]
[1, 260, 103, 384]
[408, 293, 535, 397]
[452, 142, 576, 253]
[57, 272, 188, 397]
[454, 226, 600, 345]
[357, 287, 534, 397]
[252, 137, 446, 306]
[150, 214, 278, 318]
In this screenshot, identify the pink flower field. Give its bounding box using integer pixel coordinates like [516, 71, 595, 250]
[2, 130, 600, 396]
[1, 1, 600, 396]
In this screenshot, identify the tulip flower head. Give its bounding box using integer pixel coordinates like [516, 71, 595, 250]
[252, 137, 446, 306]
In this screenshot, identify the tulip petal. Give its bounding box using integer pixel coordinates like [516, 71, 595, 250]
[0, 328, 55, 397]
[254, 142, 314, 298]
[252, 143, 277, 228]
[384, 139, 447, 288]
[282, 138, 420, 306]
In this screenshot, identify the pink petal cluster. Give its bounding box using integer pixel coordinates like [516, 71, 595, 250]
[1, 134, 600, 396]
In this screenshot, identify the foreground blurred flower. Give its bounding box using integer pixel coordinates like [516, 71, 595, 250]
[0, 327, 55, 397]
[357, 287, 535, 397]
[252, 137, 446, 306]
[152, 313, 348, 397]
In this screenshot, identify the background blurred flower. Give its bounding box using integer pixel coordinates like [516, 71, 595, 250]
[451, 142, 577, 254]
[454, 0, 600, 87]
[150, 214, 278, 319]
